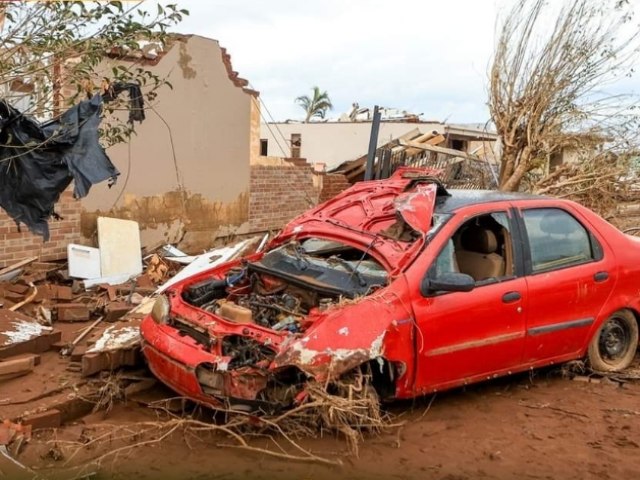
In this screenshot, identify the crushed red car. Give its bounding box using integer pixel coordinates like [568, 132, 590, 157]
[141, 167, 640, 411]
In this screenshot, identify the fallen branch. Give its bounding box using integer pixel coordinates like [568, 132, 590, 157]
[61, 418, 343, 469]
[59, 375, 400, 471]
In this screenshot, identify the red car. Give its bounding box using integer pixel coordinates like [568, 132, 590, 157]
[141, 168, 639, 410]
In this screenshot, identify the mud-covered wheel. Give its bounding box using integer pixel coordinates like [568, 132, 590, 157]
[588, 310, 638, 372]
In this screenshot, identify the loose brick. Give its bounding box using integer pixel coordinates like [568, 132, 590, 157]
[57, 303, 91, 322]
[104, 302, 133, 322]
[22, 409, 62, 430]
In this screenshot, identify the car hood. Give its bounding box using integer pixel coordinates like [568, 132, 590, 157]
[274, 168, 443, 274]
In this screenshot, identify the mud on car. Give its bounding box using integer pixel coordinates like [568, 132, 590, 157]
[141, 168, 640, 411]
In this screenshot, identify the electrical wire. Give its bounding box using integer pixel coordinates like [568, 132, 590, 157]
[253, 96, 288, 157]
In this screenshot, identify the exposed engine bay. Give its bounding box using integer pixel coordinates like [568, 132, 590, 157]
[181, 238, 389, 335]
[183, 272, 330, 334]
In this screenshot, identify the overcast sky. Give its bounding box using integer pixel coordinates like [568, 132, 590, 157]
[173, 0, 640, 123]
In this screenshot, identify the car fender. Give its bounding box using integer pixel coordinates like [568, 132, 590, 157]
[271, 289, 414, 382]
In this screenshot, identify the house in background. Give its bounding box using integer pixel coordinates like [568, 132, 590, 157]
[260, 115, 500, 172]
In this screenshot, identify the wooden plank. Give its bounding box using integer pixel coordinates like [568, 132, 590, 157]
[398, 139, 483, 161]
[404, 134, 447, 156]
[0, 256, 38, 277]
[425, 134, 446, 145]
[409, 130, 440, 144]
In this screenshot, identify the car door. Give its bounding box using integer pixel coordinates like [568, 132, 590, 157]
[409, 205, 528, 393]
[516, 204, 617, 364]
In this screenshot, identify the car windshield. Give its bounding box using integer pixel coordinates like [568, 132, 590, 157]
[250, 238, 388, 297]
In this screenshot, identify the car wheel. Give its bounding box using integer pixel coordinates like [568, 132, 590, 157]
[588, 310, 639, 372]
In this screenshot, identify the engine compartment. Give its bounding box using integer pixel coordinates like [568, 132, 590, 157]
[182, 268, 337, 334]
[179, 239, 389, 338]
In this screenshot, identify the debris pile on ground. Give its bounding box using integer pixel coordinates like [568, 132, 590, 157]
[0, 230, 268, 431]
[0, 229, 405, 472]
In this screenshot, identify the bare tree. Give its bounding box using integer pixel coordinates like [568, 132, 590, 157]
[0, 1, 188, 146]
[490, 0, 640, 191]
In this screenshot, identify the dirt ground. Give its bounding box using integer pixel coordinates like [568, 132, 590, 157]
[9, 358, 640, 480]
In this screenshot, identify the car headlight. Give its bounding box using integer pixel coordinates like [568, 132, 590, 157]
[151, 295, 171, 324]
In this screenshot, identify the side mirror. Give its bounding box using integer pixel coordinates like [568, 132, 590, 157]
[420, 272, 475, 296]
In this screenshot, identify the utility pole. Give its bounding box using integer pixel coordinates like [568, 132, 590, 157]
[364, 105, 381, 181]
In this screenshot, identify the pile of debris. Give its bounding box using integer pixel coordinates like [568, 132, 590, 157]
[0, 218, 264, 440]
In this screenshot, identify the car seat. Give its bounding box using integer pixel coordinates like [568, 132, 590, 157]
[455, 226, 505, 281]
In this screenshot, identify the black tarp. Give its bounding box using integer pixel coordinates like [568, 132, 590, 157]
[0, 94, 120, 240]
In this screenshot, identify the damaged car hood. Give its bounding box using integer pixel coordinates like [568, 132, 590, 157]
[276, 168, 443, 274]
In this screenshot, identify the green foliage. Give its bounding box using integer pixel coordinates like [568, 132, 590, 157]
[296, 86, 333, 122]
[0, 1, 188, 146]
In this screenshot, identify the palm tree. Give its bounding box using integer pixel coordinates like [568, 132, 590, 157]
[295, 86, 333, 122]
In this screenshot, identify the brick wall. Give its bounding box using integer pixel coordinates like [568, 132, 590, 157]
[249, 164, 320, 232]
[318, 173, 351, 203]
[0, 189, 83, 267]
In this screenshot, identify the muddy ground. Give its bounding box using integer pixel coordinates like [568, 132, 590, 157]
[9, 358, 640, 480]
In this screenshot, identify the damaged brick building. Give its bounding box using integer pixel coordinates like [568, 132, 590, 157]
[0, 35, 344, 266]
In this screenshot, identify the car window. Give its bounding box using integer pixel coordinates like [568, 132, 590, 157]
[522, 208, 594, 273]
[429, 211, 515, 285]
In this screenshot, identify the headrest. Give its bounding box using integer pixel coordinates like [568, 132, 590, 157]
[539, 212, 576, 235]
[461, 227, 498, 254]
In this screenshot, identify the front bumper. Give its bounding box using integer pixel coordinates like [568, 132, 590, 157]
[140, 316, 269, 408]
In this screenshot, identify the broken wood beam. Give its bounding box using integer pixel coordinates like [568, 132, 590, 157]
[410, 130, 440, 144]
[397, 139, 483, 161]
[61, 316, 104, 356]
[8, 282, 37, 312]
[0, 256, 38, 278]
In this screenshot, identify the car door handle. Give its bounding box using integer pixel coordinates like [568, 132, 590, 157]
[594, 271, 609, 283]
[502, 291, 521, 303]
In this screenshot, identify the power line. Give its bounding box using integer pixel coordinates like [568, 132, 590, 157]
[253, 97, 288, 157]
[249, 83, 290, 157]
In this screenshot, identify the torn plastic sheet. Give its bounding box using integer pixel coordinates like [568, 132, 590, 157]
[0, 94, 120, 240]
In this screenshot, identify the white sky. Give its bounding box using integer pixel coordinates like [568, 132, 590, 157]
[173, 0, 640, 123]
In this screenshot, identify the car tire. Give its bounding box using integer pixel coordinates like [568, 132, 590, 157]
[587, 310, 638, 372]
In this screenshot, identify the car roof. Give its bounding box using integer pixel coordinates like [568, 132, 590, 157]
[435, 189, 549, 214]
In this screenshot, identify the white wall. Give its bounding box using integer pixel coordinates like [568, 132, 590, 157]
[260, 121, 443, 169]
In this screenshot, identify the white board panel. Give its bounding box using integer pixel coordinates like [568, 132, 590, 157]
[97, 217, 142, 279]
[67, 244, 101, 279]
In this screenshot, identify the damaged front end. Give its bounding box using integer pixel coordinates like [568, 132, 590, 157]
[141, 238, 392, 411]
[140, 169, 446, 411]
